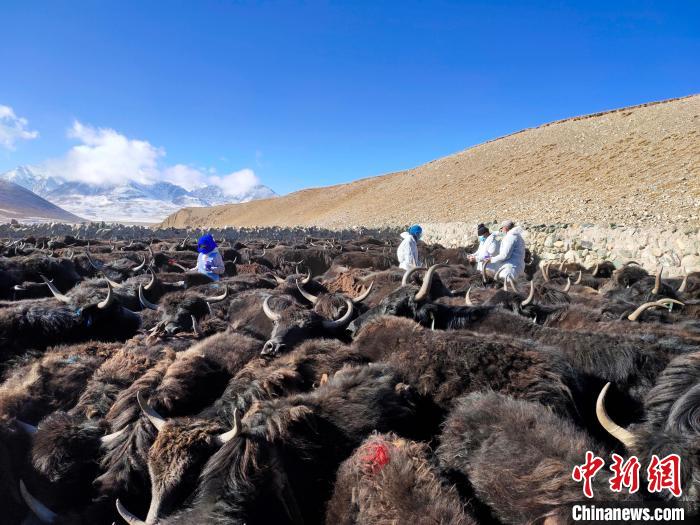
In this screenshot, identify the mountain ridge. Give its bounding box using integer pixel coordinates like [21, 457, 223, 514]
[0, 166, 276, 223]
[0, 180, 85, 223]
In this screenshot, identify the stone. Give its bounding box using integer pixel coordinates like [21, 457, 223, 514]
[564, 249, 578, 262]
[681, 254, 700, 273]
[544, 235, 554, 248]
[553, 240, 564, 248]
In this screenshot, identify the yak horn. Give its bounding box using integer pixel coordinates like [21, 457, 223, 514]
[116, 499, 146, 525]
[655, 298, 685, 309]
[507, 276, 519, 293]
[16, 420, 38, 434]
[296, 280, 318, 304]
[415, 264, 447, 302]
[137, 391, 166, 432]
[352, 281, 374, 303]
[216, 408, 240, 444]
[85, 250, 101, 269]
[591, 263, 599, 277]
[138, 284, 159, 311]
[103, 274, 124, 288]
[41, 274, 71, 304]
[204, 286, 228, 303]
[627, 301, 662, 321]
[652, 266, 663, 295]
[596, 383, 636, 448]
[300, 269, 312, 285]
[101, 426, 126, 444]
[563, 277, 571, 293]
[262, 295, 282, 322]
[574, 270, 582, 285]
[144, 268, 158, 291]
[171, 262, 189, 272]
[558, 262, 565, 271]
[273, 275, 286, 285]
[191, 315, 200, 337]
[322, 298, 354, 330]
[97, 282, 115, 310]
[402, 266, 425, 287]
[131, 256, 147, 272]
[678, 269, 688, 293]
[481, 264, 488, 284]
[20, 480, 57, 524]
[521, 280, 536, 307]
[465, 286, 474, 306]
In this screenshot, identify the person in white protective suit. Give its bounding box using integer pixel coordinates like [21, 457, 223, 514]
[488, 220, 526, 282]
[397, 224, 422, 270]
[467, 223, 500, 272]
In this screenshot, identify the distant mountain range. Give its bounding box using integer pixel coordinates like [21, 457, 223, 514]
[0, 179, 85, 223]
[0, 165, 277, 223]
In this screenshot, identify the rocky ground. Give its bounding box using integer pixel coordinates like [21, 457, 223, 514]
[160, 94, 700, 231]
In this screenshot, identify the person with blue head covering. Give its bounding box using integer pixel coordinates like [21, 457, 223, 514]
[397, 224, 422, 270]
[192, 233, 225, 281]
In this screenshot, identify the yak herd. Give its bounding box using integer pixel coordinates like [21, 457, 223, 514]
[0, 233, 698, 524]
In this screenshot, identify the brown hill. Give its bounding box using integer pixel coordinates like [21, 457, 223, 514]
[160, 95, 700, 230]
[0, 180, 85, 223]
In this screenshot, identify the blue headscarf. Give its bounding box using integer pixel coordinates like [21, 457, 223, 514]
[197, 234, 217, 254]
[408, 224, 422, 240]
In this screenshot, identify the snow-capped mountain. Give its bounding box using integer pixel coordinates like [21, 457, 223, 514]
[0, 166, 276, 223]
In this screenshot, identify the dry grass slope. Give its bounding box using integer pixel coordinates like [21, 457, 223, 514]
[160, 95, 700, 230]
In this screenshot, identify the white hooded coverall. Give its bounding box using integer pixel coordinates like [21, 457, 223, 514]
[489, 226, 526, 280]
[470, 233, 500, 272]
[397, 232, 419, 270]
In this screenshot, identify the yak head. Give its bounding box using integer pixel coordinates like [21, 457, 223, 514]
[143, 286, 228, 336]
[43, 276, 141, 339]
[260, 294, 354, 356]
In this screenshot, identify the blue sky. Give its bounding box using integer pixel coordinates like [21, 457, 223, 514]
[0, 0, 698, 195]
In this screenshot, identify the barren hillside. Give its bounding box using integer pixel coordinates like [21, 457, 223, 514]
[0, 180, 84, 223]
[161, 95, 700, 230]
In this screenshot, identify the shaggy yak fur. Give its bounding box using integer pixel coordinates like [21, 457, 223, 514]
[144, 364, 421, 524]
[326, 432, 476, 525]
[352, 316, 578, 421]
[437, 392, 637, 525]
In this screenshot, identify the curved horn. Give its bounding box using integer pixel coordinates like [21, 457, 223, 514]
[262, 295, 282, 322]
[678, 268, 688, 293]
[273, 275, 286, 285]
[296, 280, 318, 304]
[322, 298, 354, 330]
[216, 408, 240, 445]
[191, 315, 200, 337]
[20, 480, 57, 524]
[137, 391, 166, 432]
[465, 286, 474, 306]
[16, 420, 38, 434]
[300, 269, 312, 285]
[85, 250, 101, 270]
[352, 281, 374, 303]
[655, 298, 685, 309]
[627, 301, 663, 321]
[116, 499, 146, 525]
[596, 383, 636, 448]
[402, 267, 425, 287]
[415, 264, 447, 302]
[481, 264, 488, 284]
[563, 277, 571, 293]
[507, 276, 519, 293]
[144, 268, 158, 291]
[102, 274, 124, 289]
[97, 282, 115, 310]
[101, 426, 126, 444]
[558, 261, 565, 272]
[138, 284, 159, 311]
[591, 262, 599, 277]
[171, 262, 189, 272]
[521, 280, 536, 307]
[651, 266, 663, 295]
[574, 270, 582, 285]
[131, 256, 146, 273]
[41, 274, 71, 304]
[204, 286, 228, 303]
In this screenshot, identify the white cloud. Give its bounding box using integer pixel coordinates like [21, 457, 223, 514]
[0, 105, 39, 150]
[208, 168, 261, 196]
[47, 121, 163, 185]
[45, 120, 262, 196]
